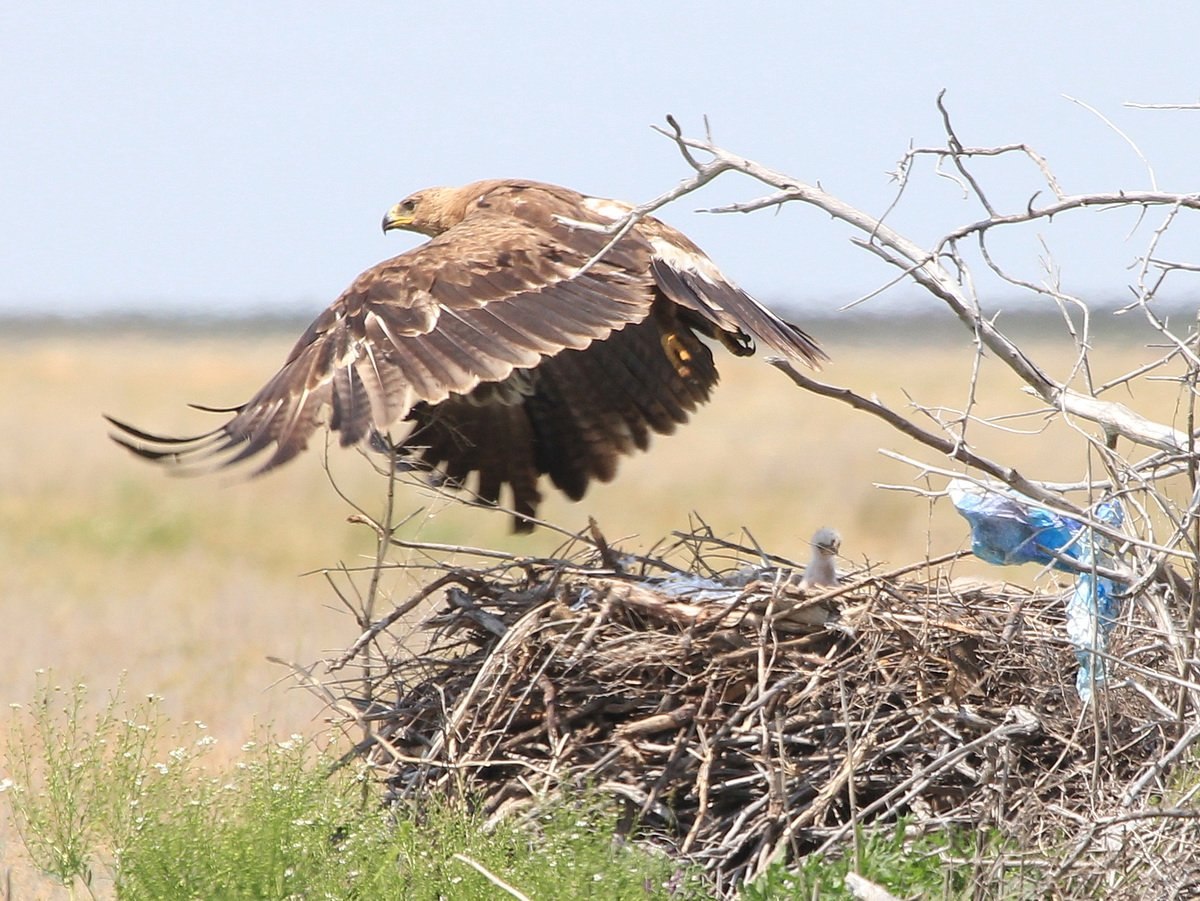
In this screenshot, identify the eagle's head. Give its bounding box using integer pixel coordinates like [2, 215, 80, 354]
[382, 182, 505, 238]
[382, 188, 443, 238]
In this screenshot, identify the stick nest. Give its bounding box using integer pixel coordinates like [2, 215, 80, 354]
[322, 526, 1200, 898]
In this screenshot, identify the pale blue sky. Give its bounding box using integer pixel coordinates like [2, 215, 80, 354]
[2, 2, 1197, 318]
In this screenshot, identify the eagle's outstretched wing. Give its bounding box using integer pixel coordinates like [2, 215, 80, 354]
[107, 179, 825, 529]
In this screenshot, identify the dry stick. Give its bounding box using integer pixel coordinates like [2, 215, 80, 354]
[1075, 647, 1200, 696]
[348, 451, 398, 767]
[1185, 321, 1200, 721]
[930, 188, 1200, 242]
[878, 449, 1181, 565]
[563, 587, 616, 665]
[936, 90, 1002, 216]
[328, 572, 469, 672]
[838, 549, 970, 589]
[752, 598, 787, 881]
[769, 360, 1149, 564]
[838, 670, 862, 877]
[366, 461, 397, 624]
[451, 854, 532, 901]
[692, 548, 974, 633]
[1046, 807, 1200, 886]
[1126, 205, 1200, 370]
[1037, 388, 1191, 455]
[902, 143, 1064, 204]
[813, 713, 1039, 857]
[573, 115, 734, 279]
[1120, 721, 1200, 808]
[383, 534, 543, 563]
[491, 617, 591, 760]
[423, 602, 556, 763]
[1148, 257, 1200, 272]
[387, 524, 683, 578]
[267, 655, 411, 773]
[686, 168, 1060, 401]
[1065, 94, 1159, 190]
[679, 681, 721, 855]
[636, 708, 701, 826]
[767, 357, 1068, 509]
[670, 528, 803, 570]
[761, 707, 879, 874]
[1125, 101, 1200, 111]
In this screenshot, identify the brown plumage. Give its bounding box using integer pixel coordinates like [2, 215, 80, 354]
[106, 179, 826, 530]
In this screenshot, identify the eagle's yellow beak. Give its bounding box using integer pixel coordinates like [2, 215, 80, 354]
[381, 203, 414, 233]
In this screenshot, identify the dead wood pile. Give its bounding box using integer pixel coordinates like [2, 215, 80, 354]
[325, 528, 1199, 897]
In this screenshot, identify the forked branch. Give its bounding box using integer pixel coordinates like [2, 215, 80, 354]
[651, 113, 1200, 500]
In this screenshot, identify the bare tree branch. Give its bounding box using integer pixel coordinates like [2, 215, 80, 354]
[653, 114, 1198, 475]
[767, 358, 1078, 515]
[1125, 101, 1200, 110]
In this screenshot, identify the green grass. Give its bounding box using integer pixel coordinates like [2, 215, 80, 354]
[2, 675, 706, 900]
[742, 822, 1028, 899]
[2, 674, 1053, 900]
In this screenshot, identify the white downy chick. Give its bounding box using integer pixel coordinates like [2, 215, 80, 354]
[799, 527, 841, 591]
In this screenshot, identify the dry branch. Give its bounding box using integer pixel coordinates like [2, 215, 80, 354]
[652, 108, 1200, 520]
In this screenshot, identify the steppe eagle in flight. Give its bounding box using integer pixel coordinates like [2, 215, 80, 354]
[107, 179, 826, 530]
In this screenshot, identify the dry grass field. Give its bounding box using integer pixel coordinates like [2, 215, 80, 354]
[1, 313, 1191, 750]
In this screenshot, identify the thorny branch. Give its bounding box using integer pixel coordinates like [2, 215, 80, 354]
[574, 116, 735, 277]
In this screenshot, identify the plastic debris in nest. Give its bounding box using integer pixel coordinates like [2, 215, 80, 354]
[948, 479, 1126, 702]
[636, 527, 844, 609]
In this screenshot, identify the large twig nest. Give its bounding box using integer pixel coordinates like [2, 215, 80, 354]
[320, 527, 1196, 898]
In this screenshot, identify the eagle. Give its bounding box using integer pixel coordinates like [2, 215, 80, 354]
[107, 179, 826, 530]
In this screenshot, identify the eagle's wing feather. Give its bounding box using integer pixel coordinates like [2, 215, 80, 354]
[106, 210, 657, 474]
[638, 220, 827, 367]
[402, 301, 719, 529]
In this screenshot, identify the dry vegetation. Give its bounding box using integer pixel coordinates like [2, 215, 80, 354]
[1, 311, 1189, 896]
[0, 316, 1188, 741]
[328, 524, 1189, 897]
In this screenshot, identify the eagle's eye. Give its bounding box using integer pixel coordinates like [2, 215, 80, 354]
[399, 198, 418, 213]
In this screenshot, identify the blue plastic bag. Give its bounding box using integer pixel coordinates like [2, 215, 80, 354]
[948, 479, 1125, 702]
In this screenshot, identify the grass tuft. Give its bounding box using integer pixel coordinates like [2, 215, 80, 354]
[2, 676, 705, 899]
[742, 821, 1016, 900]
